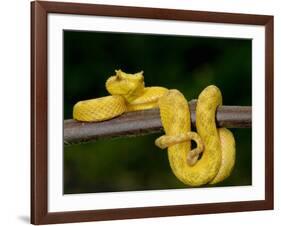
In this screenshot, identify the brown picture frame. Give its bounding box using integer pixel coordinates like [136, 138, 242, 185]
[31, 1, 274, 224]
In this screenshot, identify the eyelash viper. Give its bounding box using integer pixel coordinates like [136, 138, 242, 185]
[73, 70, 236, 186]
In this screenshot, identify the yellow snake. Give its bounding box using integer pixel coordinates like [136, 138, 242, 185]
[73, 70, 235, 186]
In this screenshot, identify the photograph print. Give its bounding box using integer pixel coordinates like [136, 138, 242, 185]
[63, 30, 252, 194]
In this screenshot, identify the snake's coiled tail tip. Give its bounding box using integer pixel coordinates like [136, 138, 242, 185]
[186, 154, 199, 166]
[155, 132, 205, 167]
[155, 136, 167, 149]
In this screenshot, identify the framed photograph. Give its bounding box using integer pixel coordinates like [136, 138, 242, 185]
[31, 1, 274, 224]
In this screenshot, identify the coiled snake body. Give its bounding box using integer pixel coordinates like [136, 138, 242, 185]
[73, 70, 235, 186]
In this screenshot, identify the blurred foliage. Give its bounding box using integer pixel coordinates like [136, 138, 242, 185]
[64, 30, 252, 194]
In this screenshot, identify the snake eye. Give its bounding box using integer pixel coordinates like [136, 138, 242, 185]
[134, 71, 144, 82]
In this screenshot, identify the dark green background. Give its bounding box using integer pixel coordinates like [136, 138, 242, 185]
[64, 30, 252, 194]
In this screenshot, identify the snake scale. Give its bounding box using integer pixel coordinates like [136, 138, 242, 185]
[73, 70, 236, 186]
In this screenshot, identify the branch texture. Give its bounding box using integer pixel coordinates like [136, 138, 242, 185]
[64, 101, 251, 145]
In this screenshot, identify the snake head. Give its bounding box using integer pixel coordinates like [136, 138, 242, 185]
[106, 69, 145, 103]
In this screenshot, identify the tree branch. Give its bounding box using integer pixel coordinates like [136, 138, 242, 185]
[64, 101, 251, 145]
